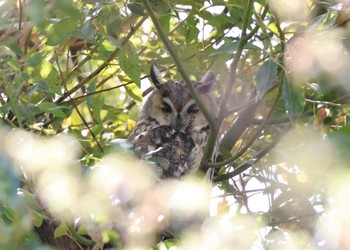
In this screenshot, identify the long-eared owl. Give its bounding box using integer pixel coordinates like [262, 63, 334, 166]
[128, 65, 217, 179]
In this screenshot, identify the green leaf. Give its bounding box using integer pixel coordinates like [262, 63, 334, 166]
[98, 31, 123, 50]
[211, 41, 259, 56]
[74, 21, 97, 44]
[7, 58, 21, 71]
[96, 4, 122, 34]
[46, 1, 81, 46]
[150, 0, 171, 14]
[25, 0, 47, 29]
[124, 83, 143, 103]
[267, 22, 279, 35]
[0, 46, 16, 61]
[119, 42, 141, 87]
[282, 76, 305, 122]
[8, 42, 23, 56]
[19, 189, 45, 227]
[20, 189, 44, 214]
[255, 59, 279, 98]
[54, 222, 68, 238]
[177, 16, 199, 43]
[46, 17, 78, 45]
[127, 0, 146, 16]
[211, 41, 239, 56]
[329, 127, 350, 162]
[19, 103, 36, 124]
[0, 102, 11, 114]
[33, 61, 62, 95]
[101, 230, 120, 246]
[159, 14, 171, 36]
[37, 102, 68, 118]
[91, 95, 104, 123]
[0, 204, 15, 223]
[6, 85, 23, 128]
[27, 52, 43, 67]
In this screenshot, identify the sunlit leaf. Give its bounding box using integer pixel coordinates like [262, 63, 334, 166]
[101, 230, 120, 246]
[267, 22, 279, 35]
[98, 31, 123, 50]
[54, 222, 68, 239]
[46, 17, 80, 46]
[124, 83, 143, 103]
[33, 61, 62, 95]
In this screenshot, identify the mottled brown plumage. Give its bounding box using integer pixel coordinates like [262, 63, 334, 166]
[128, 65, 217, 178]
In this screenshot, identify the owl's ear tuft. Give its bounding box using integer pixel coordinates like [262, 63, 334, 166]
[197, 70, 216, 93]
[150, 64, 164, 88]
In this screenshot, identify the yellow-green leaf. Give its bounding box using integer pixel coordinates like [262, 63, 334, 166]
[54, 222, 68, 238]
[34, 61, 62, 95]
[124, 83, 143, 103]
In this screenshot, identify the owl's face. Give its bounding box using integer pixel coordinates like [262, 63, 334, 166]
[140, 66, 217, 132]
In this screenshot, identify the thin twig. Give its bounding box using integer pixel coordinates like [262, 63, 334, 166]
[56, 16, 147, 104]
[54, 51, 104, 153]
[213, 126, 292, 182]
[207, 5, 285, 170]
[218, 0, 255, 114]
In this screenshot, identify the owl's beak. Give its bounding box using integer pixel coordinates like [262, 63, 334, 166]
[174, 116, 184, 131]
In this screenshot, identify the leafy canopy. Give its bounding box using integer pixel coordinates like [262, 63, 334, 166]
[1, 0, 350, 249]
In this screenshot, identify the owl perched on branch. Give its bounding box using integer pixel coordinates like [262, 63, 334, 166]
[128, 65, 217, 179]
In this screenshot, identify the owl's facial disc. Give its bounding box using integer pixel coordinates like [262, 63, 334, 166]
[160, 98, 186, 131]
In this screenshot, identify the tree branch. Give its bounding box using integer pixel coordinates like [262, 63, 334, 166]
[213, 126, 292, 182]
[56, 16, 147, 104]
[218, 0, 255, 114]
[54, 51, 104, 153]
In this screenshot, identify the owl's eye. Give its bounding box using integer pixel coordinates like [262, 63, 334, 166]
[161, 102, 172, 113]
[187, 104, 199, 114]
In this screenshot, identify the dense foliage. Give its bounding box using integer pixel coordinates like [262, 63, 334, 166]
[1, 0, 350, 249]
